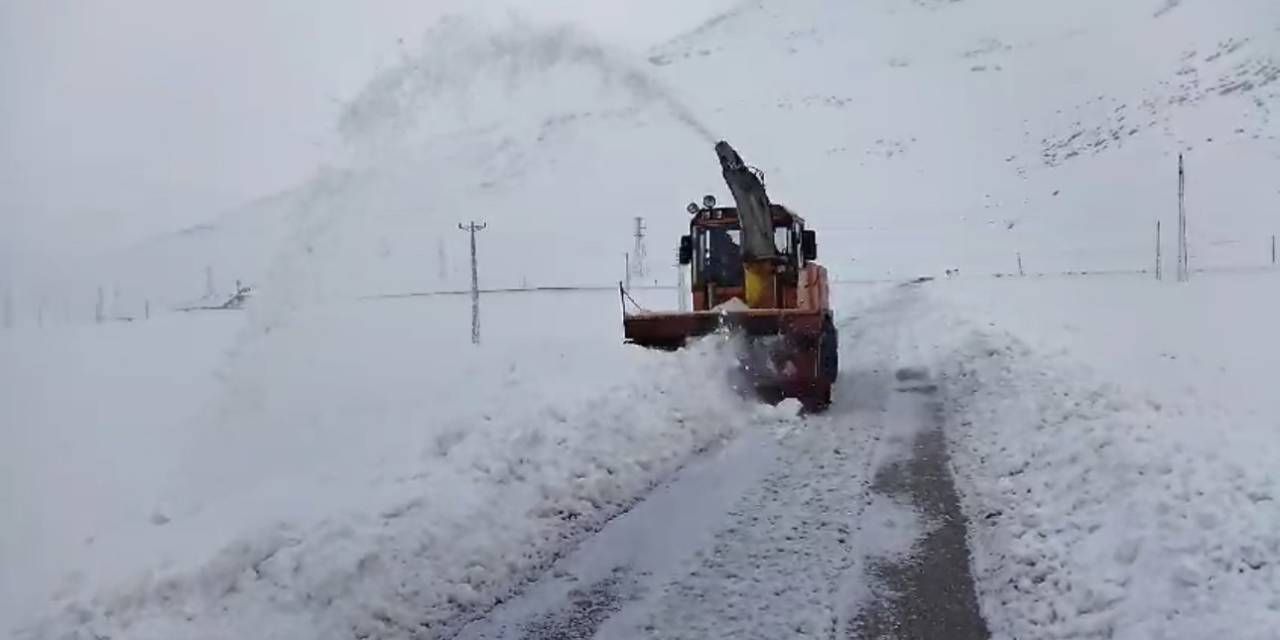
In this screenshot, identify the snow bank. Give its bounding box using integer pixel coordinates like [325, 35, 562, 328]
[11, 289, 790, 640]
[927, 286, 1280, 639]
[934, 271, 1280, 424]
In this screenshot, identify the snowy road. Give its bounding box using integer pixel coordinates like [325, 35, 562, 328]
[454, 286, 989, 639]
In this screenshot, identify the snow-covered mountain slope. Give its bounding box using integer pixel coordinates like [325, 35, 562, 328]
[645, 0, 1280, 276]
[36, 0, 1277, 316]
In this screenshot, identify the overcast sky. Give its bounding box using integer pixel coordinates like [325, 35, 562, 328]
[0, 0, 733, 268]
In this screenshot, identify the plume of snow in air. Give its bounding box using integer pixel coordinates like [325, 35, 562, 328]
[337, 16, 718, 155]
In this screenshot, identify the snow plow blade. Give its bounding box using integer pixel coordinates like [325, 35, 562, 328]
[623, 309, 823, 350]
[624, 309, 837, 411]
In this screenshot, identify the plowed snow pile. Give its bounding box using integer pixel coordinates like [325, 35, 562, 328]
[915, 274, 1280, 639]
[9, 292, 795, 640]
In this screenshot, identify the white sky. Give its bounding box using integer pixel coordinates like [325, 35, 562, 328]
[0, 0, 734, 268]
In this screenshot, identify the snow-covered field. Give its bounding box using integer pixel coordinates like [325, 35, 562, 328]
[2, 287, 757, 638]
[6, 0, 1280, 636]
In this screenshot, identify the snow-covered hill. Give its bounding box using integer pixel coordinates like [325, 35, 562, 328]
[5, 0, 1280, 637]
[29, 0, 1278, 313]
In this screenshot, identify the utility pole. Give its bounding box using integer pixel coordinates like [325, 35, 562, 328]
[675, 263, 688, 311]
[1176, 154, 1189, 282]
[1155, 220, 1163, 280]
[458, 221, 487, 345]
[632, 217, 647, 281]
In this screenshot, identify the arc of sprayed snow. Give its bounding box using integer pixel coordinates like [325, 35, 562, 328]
[338, 19, 718, 146]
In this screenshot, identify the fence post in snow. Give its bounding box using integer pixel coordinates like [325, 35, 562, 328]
[1017, 252, 1025, 277]
[1272, 235, 1276, 266]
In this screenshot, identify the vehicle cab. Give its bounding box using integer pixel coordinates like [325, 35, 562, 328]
[678, 198, 819, 312]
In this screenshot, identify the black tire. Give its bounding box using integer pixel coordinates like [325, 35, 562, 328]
[803, 381, 833, 413]
[820, 314, 839, 383]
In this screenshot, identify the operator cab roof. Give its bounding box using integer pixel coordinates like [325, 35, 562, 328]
[690, 204, 805, 228]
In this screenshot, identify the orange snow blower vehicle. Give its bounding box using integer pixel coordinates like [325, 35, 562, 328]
[622, 141, 838, 410]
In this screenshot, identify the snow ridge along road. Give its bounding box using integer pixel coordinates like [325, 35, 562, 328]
[455, 285, 989, 639]
[16, 277, 1280, 639]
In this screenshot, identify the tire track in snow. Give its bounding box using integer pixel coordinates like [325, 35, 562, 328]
[455, 286, 989, 639]
[586, 291, 918, 639]
[847, 290, 989, 638]
[452, 424, 785, 640]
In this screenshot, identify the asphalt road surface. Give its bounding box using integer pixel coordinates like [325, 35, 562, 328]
[454, 288, 989, 639]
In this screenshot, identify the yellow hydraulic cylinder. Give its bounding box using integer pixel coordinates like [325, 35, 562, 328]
[743, 261, 775, 309]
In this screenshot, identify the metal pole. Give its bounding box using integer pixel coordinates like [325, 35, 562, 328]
[1177, 154, 1188, 282]
[1272, 234, 1276, 266]
[458, 222, 486, 344]
[632, 217, 647, 280]
[1155, 220, 1163, 280]
[676, 263, 688, 311]
[1017, 252, 1025, 277]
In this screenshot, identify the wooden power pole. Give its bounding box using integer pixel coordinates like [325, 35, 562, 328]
[458, 221, 487, 344]
[1176, 154, 1189, 282]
